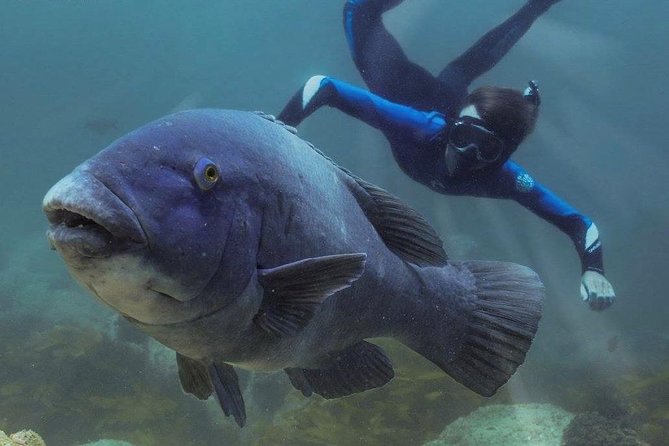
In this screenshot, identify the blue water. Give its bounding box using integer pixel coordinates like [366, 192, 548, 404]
[1, 1, 667, 445]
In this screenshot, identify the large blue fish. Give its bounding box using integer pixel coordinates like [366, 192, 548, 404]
[43, 110, 543, 427]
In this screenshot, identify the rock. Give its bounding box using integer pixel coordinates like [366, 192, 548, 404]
[562, 412, 649, 446]
[0, 430, 45, 446]
[0, 431, 11, 446]
[423, 403, 574, 446]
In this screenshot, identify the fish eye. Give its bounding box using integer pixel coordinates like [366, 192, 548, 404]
[194, 157, 220, 191]
[204, 165, 219, 182]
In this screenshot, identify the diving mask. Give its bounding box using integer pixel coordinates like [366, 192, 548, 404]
[444, 117, 506, 177]
[448, 117, 505, 157]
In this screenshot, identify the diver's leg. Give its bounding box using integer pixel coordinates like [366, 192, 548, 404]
[343, 0, 444, 111]
[343, 0, 406, 73]
[437, 0, 562, 87]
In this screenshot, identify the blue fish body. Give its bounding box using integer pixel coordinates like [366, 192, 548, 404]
[43, 109, 543, 427]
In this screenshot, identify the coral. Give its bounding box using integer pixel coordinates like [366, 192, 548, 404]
[562, 412, 647, 446]
[0, 430, 45, 446]
[422, 403, 573, 446]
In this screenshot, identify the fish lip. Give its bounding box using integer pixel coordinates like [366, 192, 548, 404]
[43, 177, 147, 258]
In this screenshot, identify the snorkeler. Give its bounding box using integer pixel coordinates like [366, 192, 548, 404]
[278, 0, 616, 311]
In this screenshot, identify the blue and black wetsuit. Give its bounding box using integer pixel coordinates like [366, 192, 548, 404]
[279, 0, 603, 275]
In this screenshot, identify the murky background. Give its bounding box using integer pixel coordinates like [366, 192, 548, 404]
[1, 1, 667, 444]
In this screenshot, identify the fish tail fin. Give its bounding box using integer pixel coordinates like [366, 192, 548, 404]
[407, 261, 544, 397]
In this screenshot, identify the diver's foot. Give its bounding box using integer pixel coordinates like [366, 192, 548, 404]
[580, 270, 616, 311]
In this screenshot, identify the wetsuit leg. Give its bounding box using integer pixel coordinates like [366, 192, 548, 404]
[343, 0, 447, 111]
[438, 0, 556, 87]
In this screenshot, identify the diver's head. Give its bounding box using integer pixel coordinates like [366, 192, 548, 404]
[445, 84, 539, 178]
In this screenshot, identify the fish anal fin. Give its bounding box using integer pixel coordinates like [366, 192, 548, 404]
[254, 253, 367, 337]
[285, 340, 394, 399]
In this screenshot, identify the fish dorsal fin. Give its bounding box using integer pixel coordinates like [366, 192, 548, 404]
[176, 353, 212, 400]
[350, 176, 447, 267]
[284, 340, 394, 399]
[208, 362, 246, 427]
[254, 253, 367, 337]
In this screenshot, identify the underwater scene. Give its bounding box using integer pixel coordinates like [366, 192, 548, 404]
[1, 1, 668, 445]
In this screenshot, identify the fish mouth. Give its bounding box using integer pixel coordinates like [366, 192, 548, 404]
[43, 172, 147, 258]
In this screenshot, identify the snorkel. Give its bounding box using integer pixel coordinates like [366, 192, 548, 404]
[524, 80, 541, 107]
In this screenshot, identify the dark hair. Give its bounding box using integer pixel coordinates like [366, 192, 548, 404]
[463, 86, 539, 151]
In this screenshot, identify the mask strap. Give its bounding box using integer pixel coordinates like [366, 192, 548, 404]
[523, 80, 541, 107]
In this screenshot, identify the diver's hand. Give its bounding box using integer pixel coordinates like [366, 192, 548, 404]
[580, 271, 615, 311]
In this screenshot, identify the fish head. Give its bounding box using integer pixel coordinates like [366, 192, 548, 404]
[43, 110, 265, 325]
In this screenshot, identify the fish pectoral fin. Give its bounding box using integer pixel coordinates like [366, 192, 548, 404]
[349, 176, 447, 267]
[284, 341, 394, 399]
[254, 253, 367, 337]
[176, 353, 213, 400]
[209, 362, 246, 428]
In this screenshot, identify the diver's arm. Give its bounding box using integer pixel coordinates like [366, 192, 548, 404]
[437, 0, 562, 87]
[493, 161, 616, 310]
[278, 75, 445, 142]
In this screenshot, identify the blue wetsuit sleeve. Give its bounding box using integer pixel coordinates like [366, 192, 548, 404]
[278, 76, 446, 143]
[490, 161, 604, 274]
[322, 77, 445, 141]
